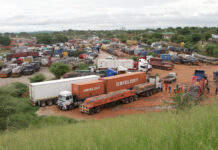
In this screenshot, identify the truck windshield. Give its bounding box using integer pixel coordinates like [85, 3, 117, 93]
[58, 95, 66, 101]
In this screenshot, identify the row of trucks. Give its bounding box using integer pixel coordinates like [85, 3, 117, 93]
[0, 62, 40, 78]
[29, 72, 162, 114]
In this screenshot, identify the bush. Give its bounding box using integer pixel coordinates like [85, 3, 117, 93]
[8, 82, 28, 97]
[29, 74, 46, 83]
[148, 52, 156, 57]
[127, 56, 139, 61]
[49, 62, 70, 79]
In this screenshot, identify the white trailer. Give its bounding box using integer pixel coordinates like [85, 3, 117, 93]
[97, 59, 134, 69]
[29, 75, 100, 106]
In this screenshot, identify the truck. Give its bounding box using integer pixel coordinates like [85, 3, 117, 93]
[162, 72, 177, 83]
[98, 59, 134, 70]
[149, 57, 174, 70]
[29, 75, 100, 106]
[98, 58, 151, 72]
[79, 75, 162, 114]
[56, 72, 162, 113]
[11, 66, 25, 77]
[23, 64, 35, 75]
[0, 68, 12, 78]
[187, 70, 206, 100]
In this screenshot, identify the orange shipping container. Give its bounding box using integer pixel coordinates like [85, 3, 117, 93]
[100, 72, 146, 93]
[71, 80, 105, 99]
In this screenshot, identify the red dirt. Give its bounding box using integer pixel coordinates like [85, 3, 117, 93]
[36, 63, 218, 120]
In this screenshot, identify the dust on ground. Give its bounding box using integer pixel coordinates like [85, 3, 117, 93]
[36, 63, 218, 120]
[0, 67, 54, 87]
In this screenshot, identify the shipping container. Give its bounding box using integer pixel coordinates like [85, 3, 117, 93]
[161, 54, 171, 61]
[100, 72, 146, 93]
[71, 80, 104, 99]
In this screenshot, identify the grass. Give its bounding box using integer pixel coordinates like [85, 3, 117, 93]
[1, 101, 218, 150]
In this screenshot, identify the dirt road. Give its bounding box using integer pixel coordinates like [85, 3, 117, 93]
[37, 62, 218, 120]
[0, 67, 54, 87]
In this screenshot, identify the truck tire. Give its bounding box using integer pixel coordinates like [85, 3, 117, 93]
[47, 100, 53, 106]
[68, 104, 74, 110]
[40, 101, 46, 107]
[95, 107, 101, 113]
[88, 109, 95, 115]
[129, 97, 134, 102]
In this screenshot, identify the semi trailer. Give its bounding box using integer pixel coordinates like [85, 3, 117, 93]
[29, 75, 100, 106]
[150, 57, 174, 70]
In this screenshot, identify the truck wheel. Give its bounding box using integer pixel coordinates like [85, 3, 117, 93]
[40, 101, 46, 107]
[68, 104, 74, 110]
[95, 107, 101, 113]
[47, 100, 53, 106]
[129, 97, 134, 102]
[88, 109, 95, 115]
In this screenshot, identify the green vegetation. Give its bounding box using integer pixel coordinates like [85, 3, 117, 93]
[49, 62, 70, 79]
[204, 43, 218, 57]
[1, 102, 218, 149]
[0, 35, 11, 46]
[127, 56, 139, 61]
[75, 63, 94, 70]
[29, 74, 46, 83]
[36, 34, 68, 44]
[0, 82, 76, 131]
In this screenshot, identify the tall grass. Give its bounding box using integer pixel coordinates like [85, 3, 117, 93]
[1, 103, 218, 150]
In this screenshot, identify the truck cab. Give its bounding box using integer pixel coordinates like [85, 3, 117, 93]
[57, 91, 74, 110]
[23, 64, 35, 75]
[137, 58, 152, 72]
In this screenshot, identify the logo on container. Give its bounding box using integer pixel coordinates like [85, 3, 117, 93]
[84, 87, 100, 92]
[116, 78, 139, 87]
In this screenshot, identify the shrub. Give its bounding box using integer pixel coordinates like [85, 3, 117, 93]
[9, 82, 28, 97]
[49, 62, 70, 79]
[29, 74, 46, 83]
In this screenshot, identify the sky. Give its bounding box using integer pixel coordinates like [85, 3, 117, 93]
[0, 0, 218, 32]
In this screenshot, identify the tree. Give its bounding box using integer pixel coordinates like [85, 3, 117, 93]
[29, 74, 46, 83]
[0, 36, 11, 46]
[49, 62, 70, 79]
[36, 34, 53, 44]
[190, 33, 201, 43]
[54, 34, 68, 43]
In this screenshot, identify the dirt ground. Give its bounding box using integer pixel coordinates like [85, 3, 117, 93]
[37, 62, 218, 120]
[0, 67, 54, 87]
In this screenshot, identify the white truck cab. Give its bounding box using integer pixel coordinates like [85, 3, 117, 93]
[57, 91, 74, 110]
[138, 59, 152, 72]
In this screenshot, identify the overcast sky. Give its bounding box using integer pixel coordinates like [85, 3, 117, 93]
[0, 0, 218, 32]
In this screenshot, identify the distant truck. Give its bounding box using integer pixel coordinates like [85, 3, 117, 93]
[0, 68, 12, 78]
[162, 72, 177, 83]
[149, 58, 174, 70]
[29, 75, 100, 106]
[11, 66, 25, 77]
[187, 70, 206, 100]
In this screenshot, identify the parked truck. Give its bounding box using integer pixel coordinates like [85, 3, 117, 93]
[162, 72, 177, 83]
[11, 66, 25, 77]
[0, 68, 12, 78]
[29, 75, 100, 106]
[187, 70, 206, 100]
[56, 72, 162, 114]
[150, 57, 174, 70]
[98, 59, 134, 70]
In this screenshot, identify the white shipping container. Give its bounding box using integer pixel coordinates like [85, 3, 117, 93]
[29, 75, 100, 104]
[97, 59, 134, 69]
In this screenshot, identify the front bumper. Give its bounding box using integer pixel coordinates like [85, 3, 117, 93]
[79, 105, 89, 114]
